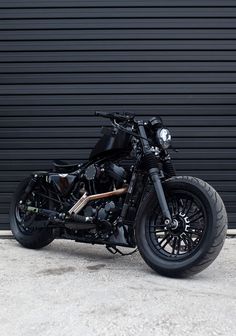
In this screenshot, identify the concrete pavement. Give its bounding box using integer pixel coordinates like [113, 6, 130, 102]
[0, 238, 235, 336]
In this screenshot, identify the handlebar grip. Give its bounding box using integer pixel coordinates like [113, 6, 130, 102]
[95, 111, 111, 118]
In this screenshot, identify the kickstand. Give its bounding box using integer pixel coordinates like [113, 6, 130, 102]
[106, 245, 138, 256]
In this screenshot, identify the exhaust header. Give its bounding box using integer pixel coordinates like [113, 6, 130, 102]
[68, 186, 128, 215]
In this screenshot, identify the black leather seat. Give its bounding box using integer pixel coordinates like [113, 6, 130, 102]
[53, 160, 79, 173]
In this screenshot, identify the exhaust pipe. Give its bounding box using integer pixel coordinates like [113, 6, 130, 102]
[68, 186, 128, 215]
[22, 205, 95, 229]
[22, 186, 128, 229]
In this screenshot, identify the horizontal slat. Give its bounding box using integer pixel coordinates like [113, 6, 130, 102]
[1, 62, 236, 74]
[1, 19, 236, 29]
[208, 181, 236, 192]
[1, 94, 236, 105]
[3, 83, 236, 94]
[3, 29, 236, 41]
[0, 195, 11, 204]
[2, 40, 236, 52]
[0, 204, 10, 213]
[0, 214, 10, 228]
[173, 139, 236, 148]
[180, 171, 236, 181]
[0, 105, 236, 117]
[228, 214, 236, 227]
[3, 72, 236, 85]
[174, 161, 236, 170]
[0, 182, 23, 193]
[1, 8, 236, 19]
[3, 84, 236, 94]
[2, 51, 236, 63]
[0, 171, 31, 181]
[1, 1, 236, 7]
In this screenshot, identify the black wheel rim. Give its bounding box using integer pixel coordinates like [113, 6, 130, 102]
[146, 190, 207, 260]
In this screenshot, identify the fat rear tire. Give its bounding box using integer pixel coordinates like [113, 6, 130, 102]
[135, 176, 228, 277]
[10, 178, 54, 249]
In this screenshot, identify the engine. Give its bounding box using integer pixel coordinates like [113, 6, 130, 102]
[68, 161, 128, 233]
[72, 161, 127, 196]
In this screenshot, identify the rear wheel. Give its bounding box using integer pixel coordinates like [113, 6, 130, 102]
[135, 176, 227, 277]
[10, 177, 54, 249]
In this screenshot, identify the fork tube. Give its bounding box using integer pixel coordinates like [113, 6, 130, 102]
[138, 122, 172, 223]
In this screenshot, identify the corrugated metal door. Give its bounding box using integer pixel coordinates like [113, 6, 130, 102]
[0, 0, 236, 229]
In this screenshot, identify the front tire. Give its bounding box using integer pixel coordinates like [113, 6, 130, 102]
[10, 177, 54, 249]
[135, 176, 227, 277]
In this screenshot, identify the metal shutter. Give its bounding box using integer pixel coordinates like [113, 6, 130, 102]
[0, 0, 235, 229]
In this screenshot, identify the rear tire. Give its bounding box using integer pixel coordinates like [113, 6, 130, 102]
[135, 176, 227, 277]
[10, 177, 54, 249]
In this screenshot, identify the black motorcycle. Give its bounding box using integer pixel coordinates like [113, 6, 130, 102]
[10, 111, 227, 277]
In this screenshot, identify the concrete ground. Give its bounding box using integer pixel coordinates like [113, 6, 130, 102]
[0, 238, 235, 336]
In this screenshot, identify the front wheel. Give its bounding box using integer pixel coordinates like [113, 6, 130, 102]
[135, 176, 227, 277]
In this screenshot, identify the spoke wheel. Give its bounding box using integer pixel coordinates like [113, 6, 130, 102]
[148, 190, 206, 260]
[135, 176, 227, 277]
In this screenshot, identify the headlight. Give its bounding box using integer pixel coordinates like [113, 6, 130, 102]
[157, 128, 171, 149]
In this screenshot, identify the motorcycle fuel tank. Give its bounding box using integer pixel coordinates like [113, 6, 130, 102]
[89, 127, 131, 160]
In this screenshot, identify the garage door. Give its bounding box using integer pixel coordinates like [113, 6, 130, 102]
[0, 0, 236, 229]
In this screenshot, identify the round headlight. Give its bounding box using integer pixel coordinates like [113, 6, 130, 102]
[157, 128, 171, 149]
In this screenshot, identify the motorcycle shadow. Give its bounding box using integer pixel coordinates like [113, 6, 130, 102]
[42, 239, 143, 270]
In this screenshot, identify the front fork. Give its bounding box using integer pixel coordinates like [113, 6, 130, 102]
[138, 122, 173, 227]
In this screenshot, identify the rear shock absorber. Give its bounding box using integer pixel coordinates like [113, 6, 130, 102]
[20, 174, 38, 203]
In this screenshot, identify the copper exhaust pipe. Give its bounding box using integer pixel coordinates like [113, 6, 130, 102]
[68, 186, 128, 215]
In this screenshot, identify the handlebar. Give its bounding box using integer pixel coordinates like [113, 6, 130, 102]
[95, 111, 135, 123]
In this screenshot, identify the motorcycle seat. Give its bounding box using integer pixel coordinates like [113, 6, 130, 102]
[53, 160, 79, 173]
